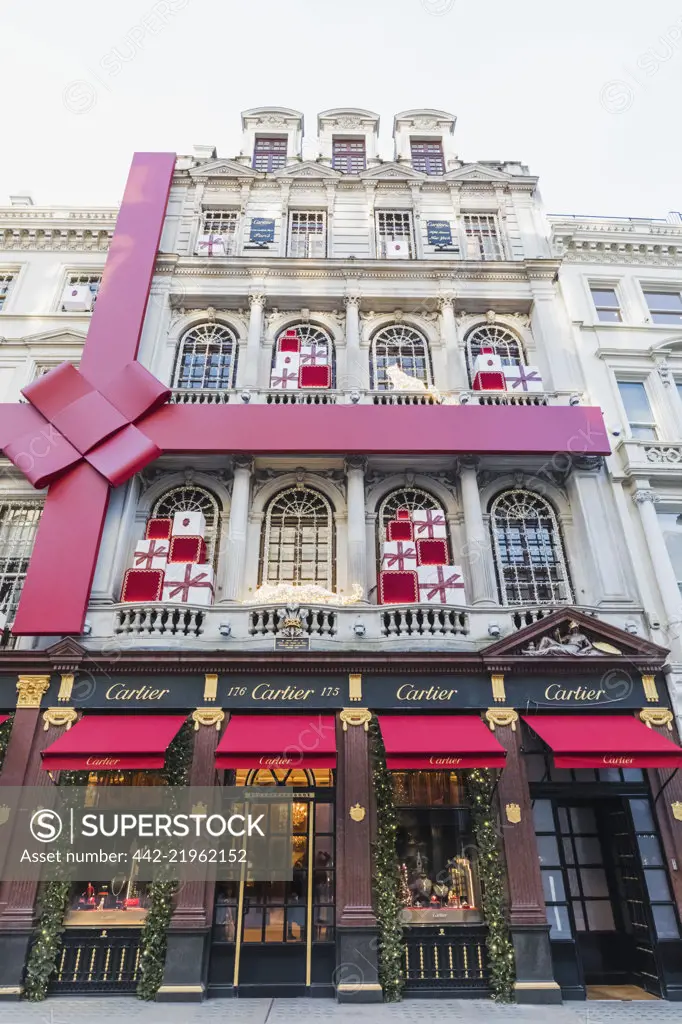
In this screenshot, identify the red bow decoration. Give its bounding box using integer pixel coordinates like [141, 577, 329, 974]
[2, 361, 170, 489]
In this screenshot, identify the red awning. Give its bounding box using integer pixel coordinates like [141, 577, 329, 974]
[378, 715, 506, 770]
[522, 715, 682, 770]
[215, 714, 337, 770]
[0, 715, 10, 726]
[41, 714, 187, 771]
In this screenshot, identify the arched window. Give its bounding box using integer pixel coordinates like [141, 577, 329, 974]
[370, 324, 432, 390]
[260, 487, 334, 589]
[174, 322, 238, 390]
[377, 488, 450, 565]
[490, 490, 572, 606]
[273, 323, 335, 386]
[465, 323, 525, 385]
[0, 501, 42, 621]
[152, 485, 222, 568]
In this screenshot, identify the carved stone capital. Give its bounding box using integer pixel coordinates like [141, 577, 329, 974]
[485, 708, 519, 732]
[344, 293, 361, 309]
[633, 489, 659, 506]
[458, 455, 480, 474]
[16, 675, 50, 709]
[192, 708, 225, 731]
[340, 708, 372, 732]
[233, 455, 255, 475]
[639, 708, 673, 731]
[43, 708, 78, 732]
[344, 456, 368, 475]
[248, 292, 266, 309]
[572, 455, 604, 472]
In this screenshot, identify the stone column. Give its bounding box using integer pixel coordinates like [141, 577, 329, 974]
[344, 294, 366, 391]
[0, 679, 70, 999]
[633, 487, 682, 643]
[345, 458, 368, 601]
[241, 292, 265, 388]
[159, 708, 225, 1003]
[528, 278, 576, 392]
[335, 708, 380, 1003]
[459, 458, 498, 605]
[223, 457, 254, 602]
[485, 709, 561, 1005]
[438, 294, 465, 392]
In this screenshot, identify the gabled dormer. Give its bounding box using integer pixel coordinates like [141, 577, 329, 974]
[317, 108, 380, 174]
[393, 109, 457, 175]
[240, 107, 304, 172]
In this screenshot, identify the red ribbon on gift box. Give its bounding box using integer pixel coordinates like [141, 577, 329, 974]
[413, 510, 446, 538]
[300, 343, 328, 365]
[165, 564, 214, 602]
[383, 544, 416, 570]
[271, 368, 298, 388]
[508, 366, 541, 391]
[134, 540, 168, 568]
[418, 566, 464, 603]
[197, 233, 224, 256]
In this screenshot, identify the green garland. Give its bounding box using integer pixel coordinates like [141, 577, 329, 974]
[136, 720, 193, 1001]
[466, 769, 515, 1002]
[368, 719, 404, 1002]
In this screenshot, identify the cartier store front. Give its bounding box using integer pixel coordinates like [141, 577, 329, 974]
[0, 612, 681, 1003]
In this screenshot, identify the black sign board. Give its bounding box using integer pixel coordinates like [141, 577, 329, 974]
[426, 220, 453, 247]
[250, 218, 276, 243]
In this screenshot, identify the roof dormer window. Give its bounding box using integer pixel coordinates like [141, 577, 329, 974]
[410, 140, 444, 175]
[253, 137, 288, 172]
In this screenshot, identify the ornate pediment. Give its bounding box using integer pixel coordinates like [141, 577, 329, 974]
[274, 162, 342, 181]
[8, 328, 87, 348]
[482, 609, 667, 665]
[46, 636, 87, 666]
[188, 159, 261, 180]
[444, 163, 513, 183]
[359, 163, 426, 182]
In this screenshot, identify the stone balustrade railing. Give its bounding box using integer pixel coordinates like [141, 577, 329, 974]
[171, 387, 569, 408]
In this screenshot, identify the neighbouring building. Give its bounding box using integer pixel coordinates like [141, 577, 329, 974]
[0, 108, 680, 1005]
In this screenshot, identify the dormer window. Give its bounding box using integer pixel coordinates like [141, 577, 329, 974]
[410, 140, 444, 175]
[253, 137, 287, 172]
[332, 139, 366, 174]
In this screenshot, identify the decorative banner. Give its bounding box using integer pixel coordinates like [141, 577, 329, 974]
[250, 218, 276, 243]
[427, 220, 453, 246]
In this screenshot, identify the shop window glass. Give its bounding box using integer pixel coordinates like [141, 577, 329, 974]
[585, 900, 616, 931]
[580, 867, 609, 898]
[573, 836, 602, 864]
[630, 798, 655, 831]
[537, 835, 560, 865]
[598, 768, 622, 782]
[541, 869, 565, 903]
[567, 868, 580, 897]
[637, 833, 664, 866]
[571, 902, 585, 932]
[525, 755, 546, 782]
[548, 904, 571, 939]
[621, 768, 644, 782]
[532, 799, 554, 832]
[393, 772, 481, 924]
[562, 838, 575, 865]
[652, 904, 680, 939]
[569, 806, 597, 833]
[644, 869, 673, 903]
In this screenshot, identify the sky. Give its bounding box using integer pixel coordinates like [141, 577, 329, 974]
[0, 0, 681, 217]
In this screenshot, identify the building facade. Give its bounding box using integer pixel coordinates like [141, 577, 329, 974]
[0, 108, 681, 1004]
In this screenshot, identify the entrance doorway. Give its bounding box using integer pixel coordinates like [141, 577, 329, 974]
[209, 768, 335, 998]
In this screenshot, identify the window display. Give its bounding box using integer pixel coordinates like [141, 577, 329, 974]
[393, 772, 482, 925]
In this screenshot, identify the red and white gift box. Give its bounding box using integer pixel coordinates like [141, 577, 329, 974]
[172, 511, 206, 537]
[169, 535, 207, 564]
[396, 508, 411, 521]
[387, 519, 414, 542]
[379, 570, 419, 604]
[162, 563, 215, 605]
[299, 364, 331, 389]
[473, 370, 506, 391]
[271, 352, 300, 389]
[196, 233, 227, 257]
[300, 341, 328, 366]
[121, 568, 165, 603]
[416, 538, 449, 566]
[412, 510, 447, 539]
[146, 518, 172, 541]
[133, 539, 169, 570]
[381, 540, 417, 571]
[473, 347, 502, 375]
[278, 330, 300, 353]
[61, 284, 94, 312]
[417, 565, 466, 606]
[504, 364, 543, 393]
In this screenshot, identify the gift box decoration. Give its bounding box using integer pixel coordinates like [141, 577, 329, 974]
[396, 508, 411, 521]
[387, 519, 414, 542]
[145, 518, 173, 541]
[472, 370, 506, 392]
[133, 538, 169, 570]
[504, 364, 544, 393]
[412, 510, 447, 539]
[416, 538, 449, 566]
[196, 233, 227, 257]
[279, 329, 301, 353]
[379, 570, 419, 604]
[299, 364, 331, 389]
[381, 540, 417, 571]
[169, 535, 207, 564]
[121, 568, 165, 603]
[417, 565, 466, 606]
[61, 284, 94, 312]
[300, 341, 329, 366]
[162, 562, 215, 605]
[172, 511, 206, 537]
[270, 352, 300, 389]
[473, 346, 502, 375]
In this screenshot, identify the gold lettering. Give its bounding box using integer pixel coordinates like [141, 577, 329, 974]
[428, 756, 462, 766]
[602, 755, 634, 766]
[396, 684, 457, 702]
[544, 684, 606, 702]
[259, 756, 293, 766]
[105, 683, 170, 702]
[251, 684, 315, 702]
[86, 757, 121, 768]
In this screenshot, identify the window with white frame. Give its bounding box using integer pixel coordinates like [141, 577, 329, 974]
[643, 290, 682, 325]
[332, 139, 366, 174]
[658, 513, 682, 597]
[370, 324, 432, 390]
[287, 212, 326, 258]
[490, 490, 572, 606]
[61, 273, 102, 310]
[376, 211, 414, 258]
[0, 273, 16, 312]
[260, 486, 334, 589]
[0, 501, 43, 622]
[590, 287, 622, 322]
[272, 323, 334, 386]
[465, 323, 526, 385]
[199, 210, 239, 255]
[463, 214, 503, 260]
[152, 485, 222, 569]
[617, 381, 657, 440]
[410, 140, 445, 175]
[377, 488, 450, 568]
[174, 322, 239, 391]
[253, 137, 288, 172]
